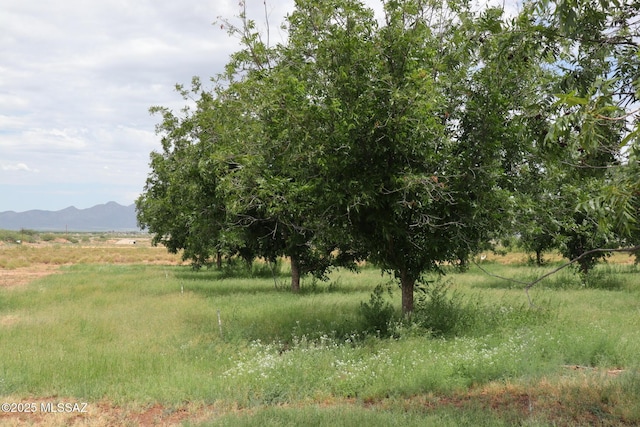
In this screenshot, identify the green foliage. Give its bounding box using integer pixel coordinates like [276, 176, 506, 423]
[136, 85, 238, 270]
[413, 280, 474, 337]
[138, 0, 555, 313]
[0, 229, 37, 243]
[40, 233, 56, 242]
[411, 279, 552, 338]
[359, 284, 396, 337]
[136, 0, 640, 317]
[529, 0, 640, 239]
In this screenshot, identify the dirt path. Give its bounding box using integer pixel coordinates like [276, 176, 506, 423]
[0, 399, 223, 427]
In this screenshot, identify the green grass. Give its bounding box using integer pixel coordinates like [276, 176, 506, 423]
[1, 260, 640, 425]
[195, 403, 515, 427]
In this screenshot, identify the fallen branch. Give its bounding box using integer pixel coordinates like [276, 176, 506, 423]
[473, 245, 640, 306]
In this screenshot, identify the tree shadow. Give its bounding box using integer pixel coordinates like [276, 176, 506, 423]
[174, 265, 290, 282]
[179, 277, 376, 298]
[172, 265, 376, 297]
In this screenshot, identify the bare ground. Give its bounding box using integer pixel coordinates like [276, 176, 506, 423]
[0, 398, 223, 427]
[0, 265, 63, 289]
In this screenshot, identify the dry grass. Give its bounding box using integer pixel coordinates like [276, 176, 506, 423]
[0, 397, 226, 427]
[480, 250, 638, 266]
[0, 236, 182, 288]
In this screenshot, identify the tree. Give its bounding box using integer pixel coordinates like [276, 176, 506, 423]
[139, 3, 355, 290]
[466, 0, 637, 275]
[529, 0, 640, 241]
[276, 0, 538, 314]
[215, 4, 359, 291]
[136, 82, 232, 268]
[481, 0, 639, 292]
[146, 0, 639, 312]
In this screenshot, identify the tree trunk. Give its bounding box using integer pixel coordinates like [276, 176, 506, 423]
[290, 256, 301, 293]
[400, 269, 414, 315]
[578, 259, 590, 276]
[535, 249, 543, 266]
[216, 251, 223, 270]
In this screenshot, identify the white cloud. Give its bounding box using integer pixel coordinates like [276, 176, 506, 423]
[1, 162, 39, 173]
[17, 128, 89, 151]
[0, 0, 246, 210]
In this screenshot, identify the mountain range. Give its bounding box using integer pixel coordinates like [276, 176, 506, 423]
[0, 202, 140, 232]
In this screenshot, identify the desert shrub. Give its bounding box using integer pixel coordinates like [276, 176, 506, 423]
[411, 279, 552, 338]
[0, 229, 38, 243]
[359, 284, 396, 337]
[41, 233, 56, 242]
[0, 230, 16, 242]
[412, 280, 475, 337]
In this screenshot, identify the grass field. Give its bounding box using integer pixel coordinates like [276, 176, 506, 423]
[1, 237, 639, 426]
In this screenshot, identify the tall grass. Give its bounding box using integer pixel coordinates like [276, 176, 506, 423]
[1, 259, 639, 425]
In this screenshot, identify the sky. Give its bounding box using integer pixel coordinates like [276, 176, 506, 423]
[1, 0, 515, 213]
[0, 0, 296, 212]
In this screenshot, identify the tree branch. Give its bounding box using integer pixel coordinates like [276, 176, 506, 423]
[596, 107, 640, 121]
[473, 245, 640, 307]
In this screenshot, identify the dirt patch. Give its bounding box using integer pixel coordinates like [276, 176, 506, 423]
[563, 364, 626, 377]
[130, 404, 204, 426]
[0, 265, 61, 289]
[0, 314, 20, 327]
[0, 399, 223, 427]
[412, 375, 636, 426]
[105, 238, 151, 247]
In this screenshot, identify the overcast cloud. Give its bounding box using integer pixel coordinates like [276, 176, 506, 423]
[1, 0, 515, 213]
[0, 0, 295, 212]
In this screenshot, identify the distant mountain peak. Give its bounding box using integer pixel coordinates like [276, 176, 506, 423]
[0, 202, 139, 232]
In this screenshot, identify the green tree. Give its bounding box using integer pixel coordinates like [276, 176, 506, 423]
[139, 2, 354, 289]
[277, 0, 537, 314]
[144, 0, 638, 312]
[216, 3, 358, 291]
[530, 0, 639, 241]
[136, 82, 231, 268]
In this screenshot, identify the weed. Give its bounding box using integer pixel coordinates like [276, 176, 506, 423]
[359, 284, 396, 337]
[410, 279, 553, 338]
[583, 268, 624, 290]
[412, 279, 475, 337]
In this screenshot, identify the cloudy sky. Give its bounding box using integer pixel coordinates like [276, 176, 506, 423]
[1, 0, 515, 213]
[0, 0, 297, 212]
